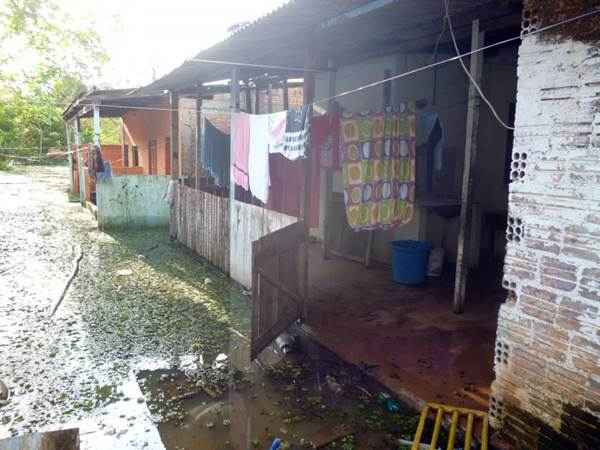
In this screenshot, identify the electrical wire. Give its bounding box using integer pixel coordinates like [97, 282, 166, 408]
[52, 7, 600, 123]
[444, 0, 514, 130]
[313, 6, 600, 106]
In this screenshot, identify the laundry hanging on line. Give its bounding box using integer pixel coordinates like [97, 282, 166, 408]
[312, 112, 340, 170]
[340, 102, 417, 231]
[233, 107, 311, 204]
[417, 112, 445, 192]
[268, 105, 311, 161]
[201, 118, 230, 188]
[231, 112, 250, 190]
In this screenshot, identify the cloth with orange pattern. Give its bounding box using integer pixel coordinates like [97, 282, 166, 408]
[339, 103, 416, 231]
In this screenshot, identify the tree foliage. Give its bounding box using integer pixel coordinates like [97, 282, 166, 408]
[0, 0, 120, 160]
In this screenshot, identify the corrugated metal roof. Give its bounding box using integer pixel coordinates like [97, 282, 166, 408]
[63, 88, 168, 120]
[144, 0, 521, 93]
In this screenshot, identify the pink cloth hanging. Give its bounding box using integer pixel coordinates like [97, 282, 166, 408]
[231, 112, 250, 190]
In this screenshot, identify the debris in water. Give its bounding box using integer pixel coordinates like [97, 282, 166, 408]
[50, 245, 83, 316]
[275, 333, 296, 355]
[0, 379, 9, 405]
[325, 375, 342, 395]
[116, 269, 133, 277]
[269, 438, 283, 450]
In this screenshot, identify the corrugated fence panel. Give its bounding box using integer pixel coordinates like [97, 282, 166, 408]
[172, 184, 230, 273]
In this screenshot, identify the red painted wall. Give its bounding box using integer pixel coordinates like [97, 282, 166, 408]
[122, 97, 171, 175]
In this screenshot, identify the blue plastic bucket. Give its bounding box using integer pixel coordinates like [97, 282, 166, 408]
[391, 240, 432, 285]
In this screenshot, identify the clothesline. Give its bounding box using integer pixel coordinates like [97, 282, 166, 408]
[65, 7, 600, 120]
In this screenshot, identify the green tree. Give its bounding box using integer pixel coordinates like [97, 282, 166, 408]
[0, 0, 112, 164]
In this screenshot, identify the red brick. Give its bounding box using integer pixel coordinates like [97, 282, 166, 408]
[533, 321, 569, 343]
[522, 285, 559, 303]
[541, 275, 577, 291]
[542, 256, 577, 272]
[526, 239, 560, 255]
[579, 287, 600, 302]
[573, 355, 600, 378]
[571, 335, 600, 353]
[521, 303, 556, 323]
[563, 246, 600, 264]
[561, 297, 598, 314]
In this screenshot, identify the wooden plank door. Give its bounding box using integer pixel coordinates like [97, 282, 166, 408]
[251, 221, 306, 359]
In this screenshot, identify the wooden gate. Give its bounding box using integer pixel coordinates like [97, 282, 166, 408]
[251, 221, 306, 359]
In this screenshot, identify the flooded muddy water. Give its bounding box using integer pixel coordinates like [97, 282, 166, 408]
[0, 166, 422, 449]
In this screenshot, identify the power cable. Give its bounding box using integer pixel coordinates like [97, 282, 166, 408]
[444, 0, 514, 130]
[314, 6, 600, 106]
[48, 7, 600, 127]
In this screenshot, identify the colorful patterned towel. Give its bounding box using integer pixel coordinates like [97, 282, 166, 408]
[340, 103, 416, 231]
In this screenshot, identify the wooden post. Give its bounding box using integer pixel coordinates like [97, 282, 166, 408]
[453, 20, 484, 314]
[93, 104, 101, 147]
[230, 68, 240, 286]
[65, 122, 73, 193]
[323, 57, 336, 260]
[244, 80, 252, 112]
[301, 48, 316, 321]
[196, 93, 203, 189]
[267, 80, 273, 113]
[74, 117, 84, 205]
[282, 78, 289, 110]
[169, 91, 179, 180]
[254, 83, 260, 114]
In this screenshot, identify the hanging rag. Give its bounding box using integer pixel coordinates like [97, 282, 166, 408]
[202, 119, 230, 187]
[312, 112, 340, 169]
[417, 111, 445, 174]
[248, 114, 271, 203]
[278, 105, 311, 160]
[340, 102, 417, 231]
[267, 111, 287, 155]
[97, 160, 112, 182]
[231, 112, 250, 190]
[266, 154, 303, 217]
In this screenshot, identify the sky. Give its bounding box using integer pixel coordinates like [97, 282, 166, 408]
[67, 0, 289, 89]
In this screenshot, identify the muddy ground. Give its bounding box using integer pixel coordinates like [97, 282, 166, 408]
[0, 166, 427, 450]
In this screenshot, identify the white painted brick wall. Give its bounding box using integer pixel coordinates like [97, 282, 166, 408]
[491, 34, 600, 447]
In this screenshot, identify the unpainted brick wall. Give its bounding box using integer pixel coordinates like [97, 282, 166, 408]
[491, 33, 600, 448]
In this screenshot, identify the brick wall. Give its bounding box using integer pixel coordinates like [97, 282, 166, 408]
[122, 97, 171, 176]
[491, 34, 600, 449]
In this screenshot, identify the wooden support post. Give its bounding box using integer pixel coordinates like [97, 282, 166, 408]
[196, 93, 203, 189]
[169, 91, 179, 180]
[74, 117, 84, 205]
[254, 84, 260, 114]
[93, 104, 101, 147]
[244, 81, 252, 112]
[65, 122, 73, 193]
[453, 20, 484, 314]
[230, 68, 240, 284]
[301, 48, 316, 321]
[282, 78, 289, 110]
[267, 80, 273, 113]
[323, 57, 336, 260]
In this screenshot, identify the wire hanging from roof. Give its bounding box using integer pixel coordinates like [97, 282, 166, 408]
[444, 0, 514, 130]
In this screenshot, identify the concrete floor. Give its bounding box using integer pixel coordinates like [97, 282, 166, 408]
[306, 244, 504, 412]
